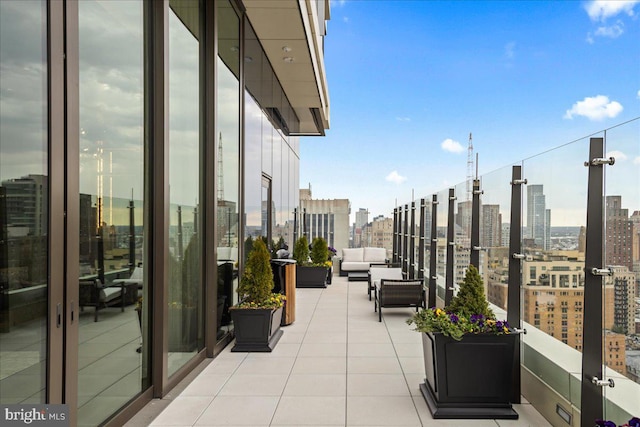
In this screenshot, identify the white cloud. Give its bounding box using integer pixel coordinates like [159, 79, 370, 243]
[563, 95, 623, 121]
[634, 156, 640, 165]
[343, 16, 349, 23]
[386, 170, 407, 185]
[330, 0, 347, 7]
[606, 150, 627, 161]
[594, 20, 625, 38]
[584, 0, 638, 21]
[637, 89, 640, 99]
[504, 41, 516, 59]
[441, 138, 464, 153]
[396, 117, 411, 122]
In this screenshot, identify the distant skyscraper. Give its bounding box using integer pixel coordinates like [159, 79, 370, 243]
[527, 184, 550, 250]
[481, 204, 502, 248]
[299, 187, 350, 251]
[605, 196, 633, 270]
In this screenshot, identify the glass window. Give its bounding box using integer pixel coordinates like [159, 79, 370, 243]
[167, 0, 202, 376]
[0, 0, 48, 406]
[216, 0, 240, 341]
[77, 1, 145, 424]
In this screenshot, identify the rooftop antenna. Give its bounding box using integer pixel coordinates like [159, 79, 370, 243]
[466, 132, 474, 201]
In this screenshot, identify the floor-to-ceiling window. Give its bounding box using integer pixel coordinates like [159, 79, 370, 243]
[167, 0, 203, 377]
[77, 1, 146, 424]
[216, 0, 240, 342]
[0, 0, 48, 405]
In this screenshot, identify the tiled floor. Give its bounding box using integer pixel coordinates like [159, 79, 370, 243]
[136, 275, 551, 427]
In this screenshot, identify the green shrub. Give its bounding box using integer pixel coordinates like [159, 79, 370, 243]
[292, 235, 310, 266]
[237, 239, 281, 307]
[310, 237, 329, 265]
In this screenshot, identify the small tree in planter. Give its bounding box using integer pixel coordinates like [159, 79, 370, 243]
[230, 239, 285, 352]
[407, 265, 518, 419]
[293, 235, 328, 288]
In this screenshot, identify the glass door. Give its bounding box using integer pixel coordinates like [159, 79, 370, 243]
[76, 1, 147, 425]
[0, 0, 52, 406]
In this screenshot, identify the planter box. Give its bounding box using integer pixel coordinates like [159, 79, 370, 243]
[420, 331, 519, 419]
[295, 266, 328, 288]
[230, 307, 283, 352]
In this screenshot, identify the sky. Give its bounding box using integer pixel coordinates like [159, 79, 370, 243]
[299, 0, 640, 225]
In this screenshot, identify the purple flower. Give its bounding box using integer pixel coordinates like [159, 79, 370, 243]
[449, 314, 459, 323]
[629, 417, 640, 427]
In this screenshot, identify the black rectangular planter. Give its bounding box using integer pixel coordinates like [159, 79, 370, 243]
[295, 266, 328, 288]
[230, 307, 283, 352]
[420, 331, 519, 419]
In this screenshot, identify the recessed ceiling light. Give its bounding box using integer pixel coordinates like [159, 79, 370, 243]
[282, 46, 292, 52]
[244, 56, 253, 62]
[283, 57, 294, 63]
[230, 46, 239, 52]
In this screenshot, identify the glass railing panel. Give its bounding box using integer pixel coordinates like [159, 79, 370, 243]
[413, 199, 422, 279]
[454, 181, 470, 292]
[602, 118, 640, 422]
[480, 165, 515, 310]
[436, 188, 449, 305]
[521, 136, 591, 414]
[423, 197, 433, 283]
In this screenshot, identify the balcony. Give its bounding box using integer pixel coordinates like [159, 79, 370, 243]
[126, 274, 550, 426]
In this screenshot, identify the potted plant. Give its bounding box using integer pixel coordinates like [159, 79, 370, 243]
[293, 236, 330, 288]
[229, 238, 285, 352]
[407, 264, 519, 419]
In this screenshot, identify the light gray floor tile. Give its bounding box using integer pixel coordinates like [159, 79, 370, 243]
[180, 374, 230, 397]
[194, 396, 279, 426]
[283, 374, 346, 396]
[245, 343, 301, 358]
[218, 374, 288, 396]
[298, 342, 347, 357]
[291, 357, 347, 374]
[348, 342, 396, 358]
[150, 396, 213, 426]
[233, 357, 296, 375]
[347, 357, 402, 374]
[498, 403, 552, 426]
[271, 396, 346, 425]
[398, 357, 425, 374]
[347, 373, 411, 396]
[347, 396, 421, 426]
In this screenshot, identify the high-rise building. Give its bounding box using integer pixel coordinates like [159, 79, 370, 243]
[527, 184, 550, 250]
[606, 196, 633, 270]
[361, 215, 393, 258]
[299, 187, 350, 251]
[608, 265, 637, 335]
[481, 204, 502, 248]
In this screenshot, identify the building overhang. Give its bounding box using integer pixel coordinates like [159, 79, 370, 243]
[243, 0, 330, 136]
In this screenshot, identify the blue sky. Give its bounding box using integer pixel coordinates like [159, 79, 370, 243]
[300, 0, 640, 224]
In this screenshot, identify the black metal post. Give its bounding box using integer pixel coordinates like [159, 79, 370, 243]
[418, 199, 426, 280]
[293, 208, 298, 243]
[470, 179, 481, 269]
[128, 198, 136, 273]
[393, 207, 398, 263]
[177, 205, 183, 261]
[429, 195, 438, 308]
[445, 188, 455, 305]
[409, 201, 416, 279]
[508, 165, 524, 404]
[580, 137, 608, 427]
[403, 204, 409, 276]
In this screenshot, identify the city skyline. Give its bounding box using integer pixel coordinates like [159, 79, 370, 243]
[300, 0, 640, 224]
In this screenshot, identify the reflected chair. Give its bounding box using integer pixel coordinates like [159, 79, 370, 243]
[79, 279, 125, 322]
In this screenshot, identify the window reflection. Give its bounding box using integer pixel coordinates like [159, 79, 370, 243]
[216, 0, 240, 341]
[0, 0, 48, 405]
[168, 0, 202, 377]
[77, 1, 145, 424]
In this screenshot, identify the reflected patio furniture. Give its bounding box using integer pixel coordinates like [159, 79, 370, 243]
[113, 266, 143, 301]
[374, 278, 425, 322]
[368, 265, 403, 301]
[79, 279, 126, 322]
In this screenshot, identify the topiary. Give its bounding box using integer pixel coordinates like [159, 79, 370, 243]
[292, 235, 310, 266]
[446, 264, 494, 319]
[310, 237, 329, 266]
[237, 239, 274, 306]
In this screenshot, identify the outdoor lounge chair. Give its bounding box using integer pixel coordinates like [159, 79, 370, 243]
[79, 278, 126, 322]
[374, 278, 425, 322]
[368, 265, 403, 301]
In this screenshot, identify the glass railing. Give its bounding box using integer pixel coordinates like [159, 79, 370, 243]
[394, 118, 640, 424]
